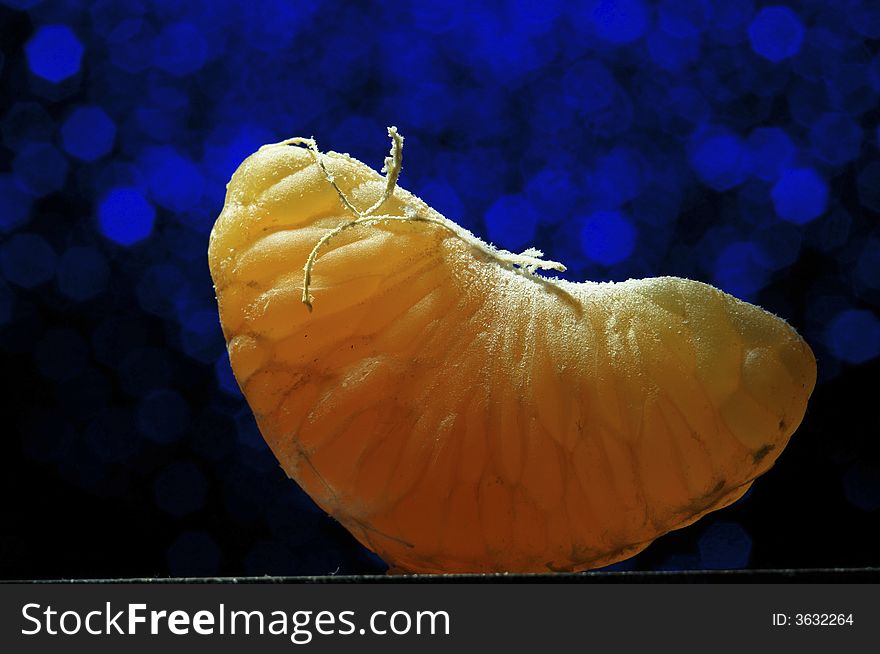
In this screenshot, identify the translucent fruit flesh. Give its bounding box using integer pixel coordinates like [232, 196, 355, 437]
[208, 139, 816, 574]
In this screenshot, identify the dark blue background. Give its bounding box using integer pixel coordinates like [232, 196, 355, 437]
[1, 0, 878, 578]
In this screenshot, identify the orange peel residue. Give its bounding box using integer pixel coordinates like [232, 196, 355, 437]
[208, 128, 817, 574]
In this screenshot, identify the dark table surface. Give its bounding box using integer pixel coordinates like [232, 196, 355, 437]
[13, 567, 880, 584]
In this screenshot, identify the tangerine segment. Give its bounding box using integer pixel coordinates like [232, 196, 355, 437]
[208, 136, 816, 574]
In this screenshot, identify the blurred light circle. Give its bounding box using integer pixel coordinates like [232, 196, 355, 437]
[689, 130, 746, 191]
[590, 0, 649, 45]
[712, 240, 772, 300]
[708, 0, 754, 45]
[409, 3, 461, 34]
[13, 143, 69, 197]
[108, 23, 157, 73]
[658, 0, 711, 38]
[61, 106, 117, 161]
[590, 86, 634, 137]
[152, 22, 209, 77]
[745, 127, 795, 181]
[771, 168, 828, 224]
[90, 0, 146, 42]
[0, 233, 57, 288]
[56, 246, 110, 300]
[388, 83, 455, 131]
[524, 168, 577, 225]
[0, 174, 33, 232]
[178, 308, 225, 363]
[240, 0, 320, 51]
[136, 263, 189, 317]
[841, 462, 880, 512]
[25, 24, 85, 83]
[823, 58, 878, 118]
[562, 60, 617, 115]
[579, 210, 637, 265]
[203, 123, 275, 184]
[484, 195, 539, 252]
[661, 85, 711, 131]
[98, 186, 156, 245]
[747, 6, 805, 63]
[139, 146, 204, 212]
[846, 0, 880, 39]
[417, 178, 465, 224]
[825, 309, 880, 364]
[590, 147, 645, 208]
[647, 30, 700, 72]
[809, 113, 863, 166]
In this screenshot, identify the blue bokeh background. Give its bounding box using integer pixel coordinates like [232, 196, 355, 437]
[1, 0, 878, 578]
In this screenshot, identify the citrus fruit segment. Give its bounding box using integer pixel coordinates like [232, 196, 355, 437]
[208, 130, 816, 574]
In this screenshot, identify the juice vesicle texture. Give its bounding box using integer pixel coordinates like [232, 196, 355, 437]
[208, 136, 816, 573]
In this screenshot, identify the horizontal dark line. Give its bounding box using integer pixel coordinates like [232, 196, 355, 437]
[5, 567, 880, 584]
